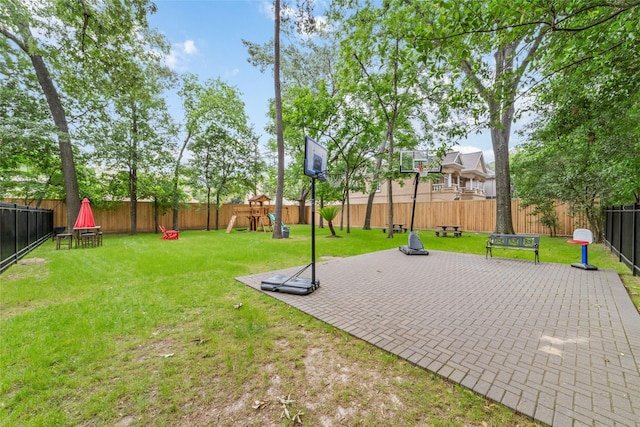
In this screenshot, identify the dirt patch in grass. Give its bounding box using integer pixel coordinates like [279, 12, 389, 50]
[3, 258, 48, 281]
[19, 257, 47, 265]
[177, 327, 538, 426]
[1, 258, 51, 319]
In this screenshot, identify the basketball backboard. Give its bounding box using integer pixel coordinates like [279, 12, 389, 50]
[399, 150, 442, 174]
[304, 136, 328, 181]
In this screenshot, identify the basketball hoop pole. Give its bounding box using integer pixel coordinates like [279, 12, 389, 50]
[311, 177, 318, 286]
[410, 172, 420, 232]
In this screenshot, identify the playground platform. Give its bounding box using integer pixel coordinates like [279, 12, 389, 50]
[237, 249, 640, 426]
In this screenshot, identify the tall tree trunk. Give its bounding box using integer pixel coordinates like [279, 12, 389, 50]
[363, 139, 387, 230]
[491, 125, 515, 234]
[172, 133, 192, 230]
[460, 33, 543, 234]
[296, 187, 309, 224]
[29, 54, 80, 230]
[272, 0, 284, 239]
[129, 104, 138, 235]
[346, 186, 351, 234]
[129, 166, 138, 234]
[153, 197, 159, 233]
[4, 21, 80, 229]
[385, 120, 397, 238]
[206, 186, 212, 231]
[215, 191, 221, 231]
[297, 200, 306, 224]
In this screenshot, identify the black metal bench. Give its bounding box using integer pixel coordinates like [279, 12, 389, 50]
[486, 234, 540, 264]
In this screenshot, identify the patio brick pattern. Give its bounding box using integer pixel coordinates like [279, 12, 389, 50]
[237, 249, 640, 427]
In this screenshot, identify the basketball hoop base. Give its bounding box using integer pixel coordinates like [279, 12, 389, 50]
[260, 274, 319, 295]
[399, 231, 429, 256]
[399, 246, 429, 255]
[571, 263, 598, 271]
[567, 235, 597, 271]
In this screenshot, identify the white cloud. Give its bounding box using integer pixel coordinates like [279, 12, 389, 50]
[163, 39, 199, 71]
[225, 68, 240, 78]
[164, 50, 179, 69]
[259, 0, 274, 20]
[182, 40, 198, 55]
[258, 0, 329, 37]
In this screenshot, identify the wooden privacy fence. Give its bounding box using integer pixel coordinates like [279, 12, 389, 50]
[331, 199, 584, 236]
[13, 198, 583, 236]
[23, 200, 300, 234]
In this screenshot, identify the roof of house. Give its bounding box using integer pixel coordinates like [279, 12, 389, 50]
[442, 151, 494, 178]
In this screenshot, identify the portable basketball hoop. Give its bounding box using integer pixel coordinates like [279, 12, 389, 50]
[567, 228, 598, 270]
[398, 150, 442, 256]
[261, 136, 327, 295]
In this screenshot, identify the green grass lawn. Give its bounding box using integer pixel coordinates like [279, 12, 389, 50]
[1, 226, 638, 426]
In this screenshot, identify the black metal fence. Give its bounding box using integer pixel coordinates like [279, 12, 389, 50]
[604, 203, 639, 276]
[0, 203, 53, 274]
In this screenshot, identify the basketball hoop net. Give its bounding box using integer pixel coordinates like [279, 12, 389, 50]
[325, 172, 345, 188]
[400, 150, 442, 175]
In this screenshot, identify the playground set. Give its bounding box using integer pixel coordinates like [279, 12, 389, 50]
[226, 194, 278, 233]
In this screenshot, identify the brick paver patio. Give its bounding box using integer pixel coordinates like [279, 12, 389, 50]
[237, 249, 640, 426]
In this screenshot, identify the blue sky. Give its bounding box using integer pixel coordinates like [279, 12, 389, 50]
[147, 0, 498, 163]
[148, 1, 275, 147]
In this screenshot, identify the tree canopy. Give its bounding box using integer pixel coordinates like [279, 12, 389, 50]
[2, 0, 638, 237]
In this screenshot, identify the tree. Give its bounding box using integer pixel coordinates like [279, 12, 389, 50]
[511, 1, 640, 239]
[319, 206, 341, 237]
[513, 76, 640, 239]
[0, 0, 169, 229]
[0, 45, 61, 205]
[390, 1, 552, 234]
[138, 171, 175, 233]
[333, 2, 439, 236]
[174, 75, 262, 231]
[186, 80, 259, 230]
[271, 0, 287, 239]
[244, 0, 321, 238]
[246, 39, 341, 225]
[171, 74, 204, 230]
[81, 62, 177, 234]
[279, 82, 378, 232]
[402, 0, 640, 233]
[1, 0, 80, 225]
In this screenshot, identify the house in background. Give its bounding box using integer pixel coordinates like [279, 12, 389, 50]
[349, 151, 495, 204]
[433, 151, 495, 200]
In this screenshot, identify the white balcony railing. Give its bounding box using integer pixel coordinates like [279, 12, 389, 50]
[432, 184, 459, 192]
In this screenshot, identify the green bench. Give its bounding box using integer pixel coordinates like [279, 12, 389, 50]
[486, 234, 540, 264]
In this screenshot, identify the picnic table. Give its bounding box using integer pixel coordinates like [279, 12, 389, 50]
[73, 226, 101, 248]
[435, 225, 463, 237]
[382, 224, 407, 234]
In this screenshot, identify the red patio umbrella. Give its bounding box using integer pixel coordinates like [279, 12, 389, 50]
[74, 198, 96, 228]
